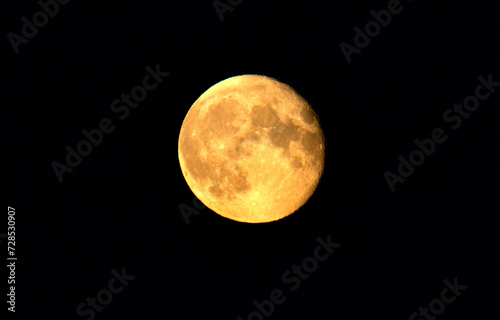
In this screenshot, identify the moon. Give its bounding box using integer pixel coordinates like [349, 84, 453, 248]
[178, 75, 325, 223]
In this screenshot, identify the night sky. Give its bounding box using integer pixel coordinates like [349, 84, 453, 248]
[2, 1, 500, 319]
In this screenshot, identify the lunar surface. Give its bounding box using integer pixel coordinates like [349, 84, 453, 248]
[178, 75, 325, 223]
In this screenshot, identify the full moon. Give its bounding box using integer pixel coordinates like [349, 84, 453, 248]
[178, 75, 325, 223]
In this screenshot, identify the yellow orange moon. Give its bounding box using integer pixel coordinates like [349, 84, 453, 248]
[178, 75, 325, 223]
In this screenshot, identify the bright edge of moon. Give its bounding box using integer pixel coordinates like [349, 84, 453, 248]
[178, 74, 325, 223]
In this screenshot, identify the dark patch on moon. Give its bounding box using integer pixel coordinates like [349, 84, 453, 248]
[181, 99, 252, 201]
[245, 131, 261, 141]
[228, 137, 254, 160]
[201, 99, 241, 139]
[301, 131, 324, 164]
[300, 108, 316, 125]
[209, 184, 224, 197]
[268, 119, 303, 150]
[231, 167, 250, 193]
[291, 157, 303, 168]
[208, 164, 250, 199]
[251, 104, 279, 128]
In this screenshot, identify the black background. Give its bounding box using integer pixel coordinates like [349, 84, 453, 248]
[2, 0, 499, 319]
